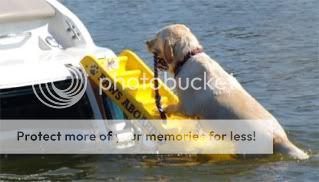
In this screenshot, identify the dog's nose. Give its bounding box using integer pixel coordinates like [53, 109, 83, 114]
[146, 40, 150, 46]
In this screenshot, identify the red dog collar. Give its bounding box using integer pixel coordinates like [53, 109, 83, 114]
[174, 48, 203, 77]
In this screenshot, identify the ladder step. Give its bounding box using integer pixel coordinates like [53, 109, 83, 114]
[127, 83, 153, 97]
[142, 96, 168, 107]
[118, 56, 128, 70]
[116, 70, 141, 81]
[143, 96, 169, 117]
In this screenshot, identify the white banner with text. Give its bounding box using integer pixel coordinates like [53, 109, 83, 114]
[0, 119, 273, 154]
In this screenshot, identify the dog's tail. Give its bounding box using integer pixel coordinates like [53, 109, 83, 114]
[276, 141, 309, 160]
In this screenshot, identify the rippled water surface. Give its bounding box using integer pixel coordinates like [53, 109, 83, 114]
[1, 0, 318, 181]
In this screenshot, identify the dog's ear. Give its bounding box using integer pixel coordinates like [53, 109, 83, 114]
[163, 39, 174, 64]
[146, 39, 155, 53]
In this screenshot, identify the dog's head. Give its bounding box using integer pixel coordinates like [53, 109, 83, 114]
[146, 24, 203, 73]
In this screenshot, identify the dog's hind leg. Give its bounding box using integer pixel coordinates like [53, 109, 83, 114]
[275, 140, 309, 160]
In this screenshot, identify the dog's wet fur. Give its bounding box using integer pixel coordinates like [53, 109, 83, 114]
[146, 24, 309, 160]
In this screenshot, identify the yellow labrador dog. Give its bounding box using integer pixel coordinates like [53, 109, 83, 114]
[146, 24, 308, 159]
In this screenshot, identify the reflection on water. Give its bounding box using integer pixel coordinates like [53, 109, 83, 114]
[0, 154, 295, 181]
[1, 0, 318, 180]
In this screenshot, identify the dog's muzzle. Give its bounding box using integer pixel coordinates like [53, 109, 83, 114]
[156, 58, 169, 71]
[153, 54, 169, 71]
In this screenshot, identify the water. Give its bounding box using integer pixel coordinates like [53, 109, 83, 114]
[1, 0, 319, 180]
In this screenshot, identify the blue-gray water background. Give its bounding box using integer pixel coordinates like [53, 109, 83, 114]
[1, 0, 318, 181]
